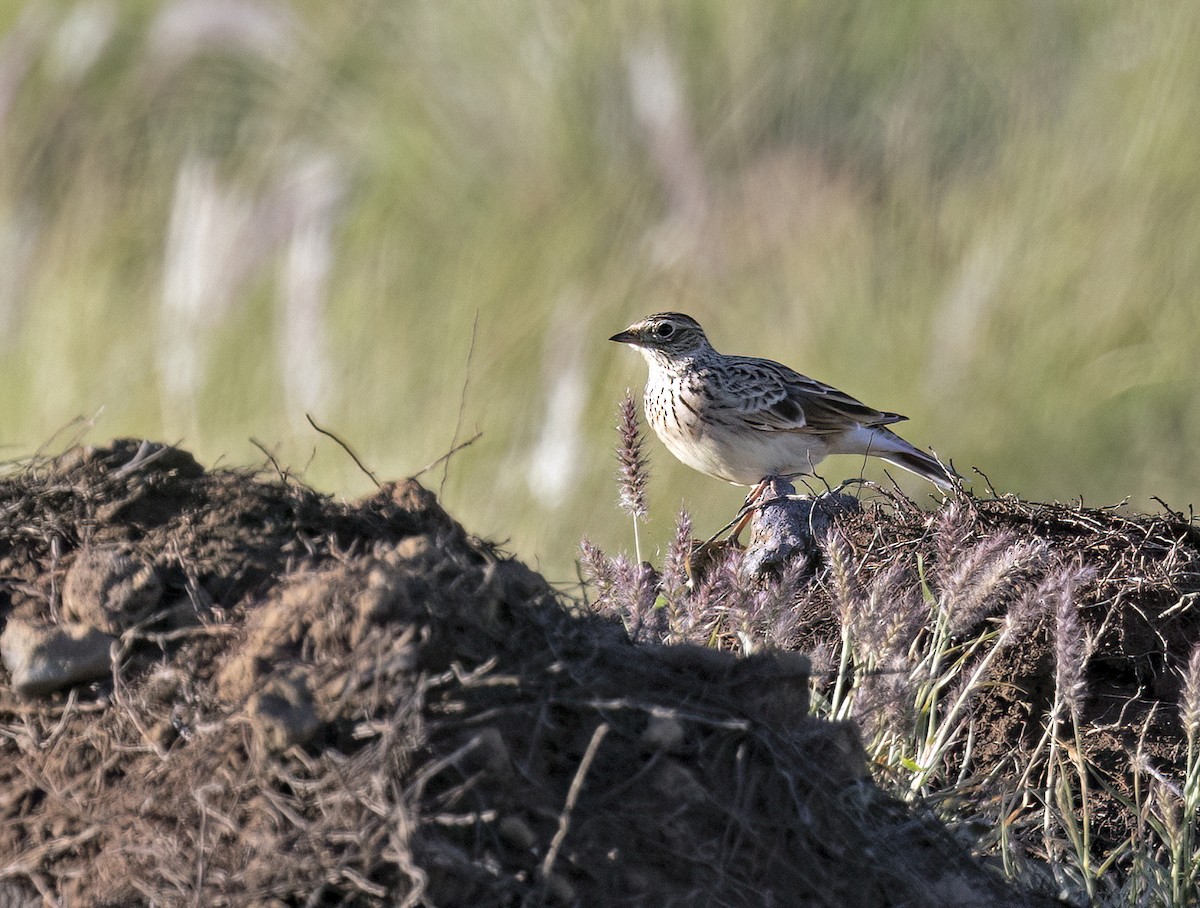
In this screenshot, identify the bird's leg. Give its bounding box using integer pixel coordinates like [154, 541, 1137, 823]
[743, 477, 771, 509]
[697, 512, 742, 550]
[698, 477, 771, 550]
[728, 478, 773, 545]
[688, 476, 803, 581]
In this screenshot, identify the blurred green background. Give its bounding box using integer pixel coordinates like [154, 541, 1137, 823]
[2, 1, 1199, 583]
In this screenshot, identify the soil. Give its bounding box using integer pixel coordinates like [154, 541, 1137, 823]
[0, 440, 1060, 907]
[822, 491, 1200, 857]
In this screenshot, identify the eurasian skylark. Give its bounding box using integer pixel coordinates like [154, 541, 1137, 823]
[610, 312, 953, 490]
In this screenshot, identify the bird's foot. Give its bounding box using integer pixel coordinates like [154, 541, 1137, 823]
[700, 474, 790, 551]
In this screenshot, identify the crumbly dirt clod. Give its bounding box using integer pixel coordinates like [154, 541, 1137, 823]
[0, 440, 1053, 907]
[61, 546, 163, 634]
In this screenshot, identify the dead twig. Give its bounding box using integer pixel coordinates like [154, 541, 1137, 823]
[306, 414, 380, 488]
[250, 437, 290, 482]
[413, 431, 482, 481]
[540, 721, 609, 881]
[111, 439, 184, 477]
[441, 310, 479, 498]
[0, 826, 103, 880]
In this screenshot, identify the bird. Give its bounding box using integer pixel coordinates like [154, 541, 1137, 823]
[609, 312, 954, 491]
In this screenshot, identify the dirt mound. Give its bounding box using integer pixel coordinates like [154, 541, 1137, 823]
[823, 493, 1200, 854]
[588, 480, 1200, 894]
[0, 440, 1047, 906]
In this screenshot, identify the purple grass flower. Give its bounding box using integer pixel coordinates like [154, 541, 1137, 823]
[616, 391, 649, 521]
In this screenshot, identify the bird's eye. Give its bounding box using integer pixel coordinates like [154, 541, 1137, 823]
[655, 323, 675, 338]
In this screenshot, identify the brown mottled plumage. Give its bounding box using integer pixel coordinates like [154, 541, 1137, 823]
[610, 312, 953, 488]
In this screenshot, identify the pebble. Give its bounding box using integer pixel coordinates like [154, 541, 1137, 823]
[0, 619, 115, 697]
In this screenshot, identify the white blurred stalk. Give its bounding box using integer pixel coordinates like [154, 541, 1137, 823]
[528, 296, 588, 508]
[277, 152, 343, 424]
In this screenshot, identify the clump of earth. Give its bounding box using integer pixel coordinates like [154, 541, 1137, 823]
[0, 439, 1149, 906]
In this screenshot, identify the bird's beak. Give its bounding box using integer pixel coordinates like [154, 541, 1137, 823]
[609, 328, 640, 345]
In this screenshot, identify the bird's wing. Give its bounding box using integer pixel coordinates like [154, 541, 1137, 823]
[720, 357, 907, 436]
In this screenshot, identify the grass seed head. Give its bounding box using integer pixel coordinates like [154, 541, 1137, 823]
[616, 391, 649, 521]
[1053, 573, 1090, 719]
[660, 508, 693, 600]
[1181, 643, 1200, 743]
[824, 531, 861, 625]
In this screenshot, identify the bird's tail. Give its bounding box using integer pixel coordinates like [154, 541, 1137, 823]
[869, 429, 957, 490]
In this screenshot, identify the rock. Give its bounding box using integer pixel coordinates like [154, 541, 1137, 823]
[147, 720, 179, 750]
[497, 815, 537, 851]
[452, 726, 516, 784]
[649, 760, 708, 804]
[390, 534, 434, 563]
[246, 672, 321, 752]
[62, 547, 163, 634]
[743, 480, 862, 576]
[543, 872, 576, 905]
[641, 715, 687, 752]
[0, 620, 115, 697]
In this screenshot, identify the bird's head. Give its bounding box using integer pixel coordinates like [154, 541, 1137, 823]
[609, 312, 712, 364]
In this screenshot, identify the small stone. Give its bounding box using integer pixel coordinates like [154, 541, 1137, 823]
[641, 715, 686, 752]
[544, 872, 576, 905]
[497, 815, 537, 851]
[246, 673, 321, 752]
[0, 619, 115, 697]
[650, 760, 708, 804]
[391, 534, 434, 562]
[462, 727, 515, 783]
[148, 720, 179, 750]
[62, 547, 163, 635]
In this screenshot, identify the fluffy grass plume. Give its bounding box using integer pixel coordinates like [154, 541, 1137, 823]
[615, 391, 649, 562]
[1182, 644, 1200, 744]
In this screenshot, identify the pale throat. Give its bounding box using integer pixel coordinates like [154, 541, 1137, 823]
[639, 346, 699, 375]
